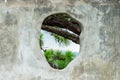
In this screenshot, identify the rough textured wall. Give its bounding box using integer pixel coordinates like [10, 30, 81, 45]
[0, 0, 120, 80]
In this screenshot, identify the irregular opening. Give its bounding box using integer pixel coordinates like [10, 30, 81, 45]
[40, 13, 82, 69]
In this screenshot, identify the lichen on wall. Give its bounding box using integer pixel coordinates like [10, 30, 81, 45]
[0, 0, 120, 80]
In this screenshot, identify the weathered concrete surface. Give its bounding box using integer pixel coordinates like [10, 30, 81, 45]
[0, 0, 120, 80]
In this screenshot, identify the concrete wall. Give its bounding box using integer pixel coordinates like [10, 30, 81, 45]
[0, 0, 120, 80]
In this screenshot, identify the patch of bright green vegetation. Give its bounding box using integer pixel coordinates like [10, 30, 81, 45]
[51, 33, 70, 46]
[44, 49, 75, 69]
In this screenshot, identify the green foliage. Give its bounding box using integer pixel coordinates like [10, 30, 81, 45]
[51, 33, 70, 46]
[56, 60, 66, 69]
[65, 51, 75, 64]
[44, 49, 54, 61]
[65, 51, 75, 60]
[39, 12, 80, 69]
[39, 33, 44, 48]
[62, 13, 72, 21]
[39, 32, 75, 69]
[44, 49, 75, 69]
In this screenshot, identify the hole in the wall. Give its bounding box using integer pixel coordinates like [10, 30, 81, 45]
[39, 12, 83, 70]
